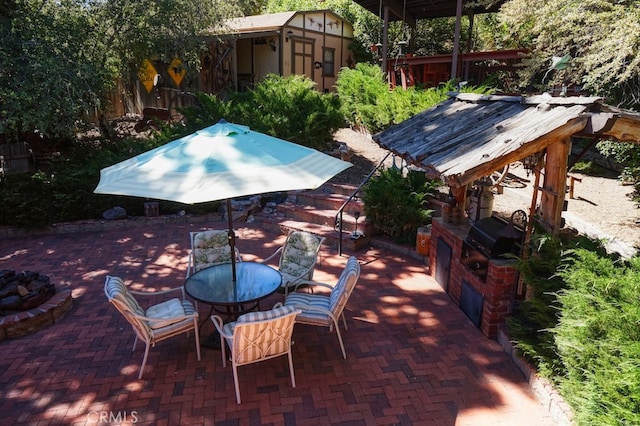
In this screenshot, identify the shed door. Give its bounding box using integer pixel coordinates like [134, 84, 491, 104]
[292, 39, 314, 77]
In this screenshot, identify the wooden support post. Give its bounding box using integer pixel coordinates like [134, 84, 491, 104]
[540, 138, 572, 234]
[518, 165, 541, 298]
[567, 174, 582, 199]
[400, 66, 408, 90]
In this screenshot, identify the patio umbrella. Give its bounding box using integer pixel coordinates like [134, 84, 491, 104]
[94, 119, 352, 282]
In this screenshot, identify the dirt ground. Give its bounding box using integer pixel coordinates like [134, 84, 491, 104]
[332, 128, 640, 257]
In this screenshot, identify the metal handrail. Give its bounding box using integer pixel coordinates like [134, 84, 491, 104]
[334, 152, 392, 255]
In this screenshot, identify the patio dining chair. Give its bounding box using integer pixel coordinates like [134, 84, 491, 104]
[283, 255, 360, 359]
[211, 304, 301, 404]
[186, 229, 242, 278]
[261, 230, 325, 294]
[104, 275, 201, 379]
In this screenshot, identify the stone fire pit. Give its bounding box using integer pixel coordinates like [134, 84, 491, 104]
[0, 269, 72, 341]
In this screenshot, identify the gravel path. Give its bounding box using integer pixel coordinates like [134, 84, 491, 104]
[333, 128, 640, 256]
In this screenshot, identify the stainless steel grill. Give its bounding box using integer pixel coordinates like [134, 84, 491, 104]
[461, 215, 524, 281]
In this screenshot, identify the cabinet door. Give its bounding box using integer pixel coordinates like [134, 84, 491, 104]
[460, 280, 483, 328]
[435, 237, 452, 291]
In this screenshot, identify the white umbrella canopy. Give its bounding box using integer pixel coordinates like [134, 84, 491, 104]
[95, 119, 352, 204]
[94, 119, 352, 282]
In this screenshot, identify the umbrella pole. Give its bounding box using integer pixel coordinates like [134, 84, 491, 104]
[226, 199, 238, 285]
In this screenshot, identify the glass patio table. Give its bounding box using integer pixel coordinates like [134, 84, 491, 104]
[185, 261, 282, 324]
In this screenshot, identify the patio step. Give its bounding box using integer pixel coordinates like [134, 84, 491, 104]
[256, 181, 428, 261]
[292, 189, 365, 215]
[316, 182, 363, 197]
[254, 182, 372, 253]
[274, 203, 373, 236]
[260, 217, 370, 253]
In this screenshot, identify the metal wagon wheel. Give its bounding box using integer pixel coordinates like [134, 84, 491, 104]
[489, 163, 510, 187]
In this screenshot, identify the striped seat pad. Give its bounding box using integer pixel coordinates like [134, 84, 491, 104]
[237, 305, 296, 322]
[284, 293, 330, 325]
[222, 321, 237, 337]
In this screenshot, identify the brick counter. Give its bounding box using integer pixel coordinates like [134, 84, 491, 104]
[429, 217, 519, 338]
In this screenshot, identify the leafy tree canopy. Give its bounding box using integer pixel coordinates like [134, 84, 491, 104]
[0, 0, 241, 144]
[0, 0, 111, 142]
[499, 0, 640, 107]
[95, 0, 241, 82]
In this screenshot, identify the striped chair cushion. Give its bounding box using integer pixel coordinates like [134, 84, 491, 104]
[105, 276, 145, 317]
[237, 305, 296, 323]
[329, 257, 360, 312]
[222, 321, 237, 336]
[152, 307, 198, 339]
[233, 309, 298, 365]
[284, 293, 331, 326]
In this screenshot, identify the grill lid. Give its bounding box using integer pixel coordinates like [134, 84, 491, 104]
[466, 215, 523, 258]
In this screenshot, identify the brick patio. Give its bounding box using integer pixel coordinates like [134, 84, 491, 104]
[0, 216, 556, 425]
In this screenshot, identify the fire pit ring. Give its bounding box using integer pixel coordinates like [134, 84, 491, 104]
[0, 277, 72, 341]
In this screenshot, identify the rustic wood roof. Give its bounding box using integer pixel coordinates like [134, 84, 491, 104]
[373, 93, 640, 187]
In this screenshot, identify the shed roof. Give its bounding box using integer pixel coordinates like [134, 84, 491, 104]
[373, 93, 640, 187]
[223, 11, 297, 34]
[216, 10, 350, 36]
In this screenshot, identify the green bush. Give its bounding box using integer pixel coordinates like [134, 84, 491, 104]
[0, 134, 219, 228]
[193, 74, 344, 150]
[506, 233, 569, 378]
[505, 230, 640, 424]
[335, 63, 391, 132]
[336, 63, 492, 134]
[0, 74, 343, 228]
[507, 232, 610, 378]
[597, 140, 640, 202]
[554, 250, 640, 425]
[363, 166, 440, 244]
[569, 160, 595, 174]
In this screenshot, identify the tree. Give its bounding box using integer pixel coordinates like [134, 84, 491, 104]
[95, 0, 240, 86]
[498, 0, 640, 199]
[499, 0, 640, 107]
[0, 0, 241, 146]
[0, 0, 112, 143]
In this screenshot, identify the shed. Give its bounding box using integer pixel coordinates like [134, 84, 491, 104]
[203, 10, 354, 94]
[373, 93, 640, 234]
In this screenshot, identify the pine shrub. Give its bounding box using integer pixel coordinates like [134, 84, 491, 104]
[363, 166, 439, 244]
[554, 250, 640, 425]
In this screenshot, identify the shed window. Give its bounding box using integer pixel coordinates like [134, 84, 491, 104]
[323, 48, 335, 77]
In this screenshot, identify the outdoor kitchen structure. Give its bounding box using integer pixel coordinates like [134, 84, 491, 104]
[374, 93, 640, 337]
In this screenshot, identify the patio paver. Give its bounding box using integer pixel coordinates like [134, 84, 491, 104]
[0, 217, 556, 425]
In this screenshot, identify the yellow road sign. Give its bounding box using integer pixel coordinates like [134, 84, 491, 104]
[168, 57, 186, 87]
[138, 59, 158, 94]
